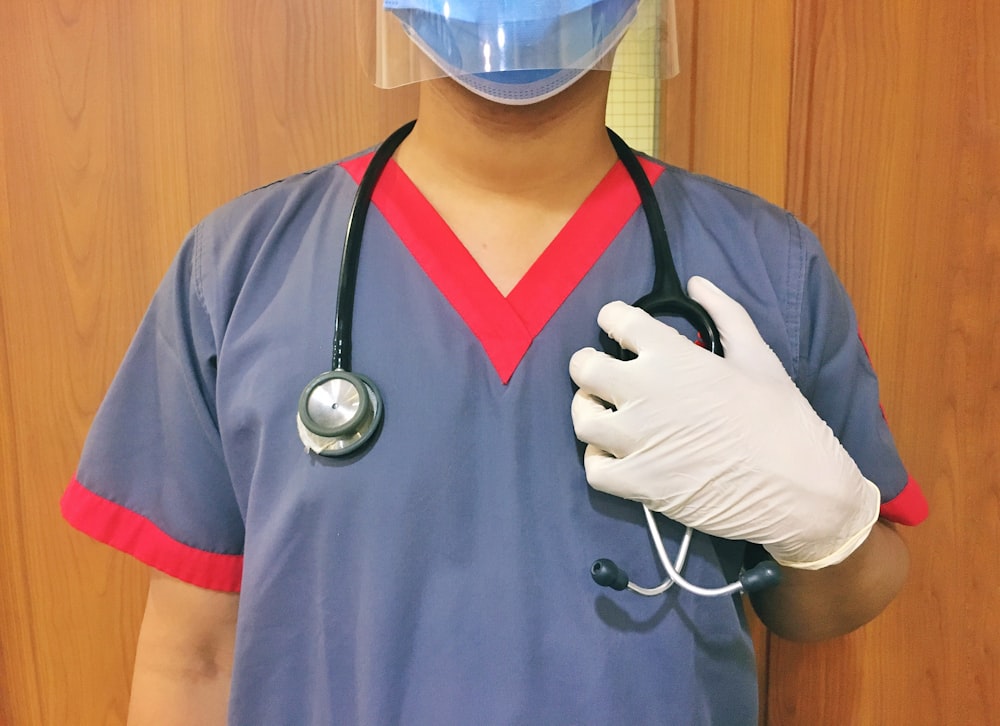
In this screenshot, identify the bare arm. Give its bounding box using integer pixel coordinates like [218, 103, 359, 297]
[748, 520, 909, 642]
[127, 569, 240, 726]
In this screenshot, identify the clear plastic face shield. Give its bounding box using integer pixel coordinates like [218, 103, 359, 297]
[355, 0, 679, 105]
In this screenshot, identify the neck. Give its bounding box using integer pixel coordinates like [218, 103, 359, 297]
[395, 71, 618, 197]
[388, 71, 620, 295]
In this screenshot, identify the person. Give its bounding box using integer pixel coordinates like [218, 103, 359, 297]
[61, 1, 928, 723]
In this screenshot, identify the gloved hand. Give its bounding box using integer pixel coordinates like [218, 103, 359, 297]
[569, 276, 881, 570]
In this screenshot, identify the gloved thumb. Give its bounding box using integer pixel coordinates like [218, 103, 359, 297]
[686, 276, 788, 382]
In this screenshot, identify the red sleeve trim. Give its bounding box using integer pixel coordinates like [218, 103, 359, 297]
[60, 477, 243, 592]
[879, 475, 929, 526]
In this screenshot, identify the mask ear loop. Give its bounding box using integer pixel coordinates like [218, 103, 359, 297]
[297, 121, 417, 457]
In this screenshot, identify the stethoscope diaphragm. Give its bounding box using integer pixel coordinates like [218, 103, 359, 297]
[296, 370, 383, 457]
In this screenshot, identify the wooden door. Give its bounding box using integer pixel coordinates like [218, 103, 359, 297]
[664, 1, 999, 723]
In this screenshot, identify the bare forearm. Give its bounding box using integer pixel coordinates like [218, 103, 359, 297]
[128, 656, 232, 726]
[128, 570, 238, 726]
[749, 520, 909, 641]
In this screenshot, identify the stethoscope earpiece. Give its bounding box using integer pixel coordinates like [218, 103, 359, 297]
[591, 558, 630, 591]
[297, 370, 384, 457]
[738, 560, 783, 594]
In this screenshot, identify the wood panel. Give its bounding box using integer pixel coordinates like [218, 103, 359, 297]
[772, 1, 999, 723]
[662, 0, 794, 207]
[666, 1, 998, 724]
[0, 2, 416, 723]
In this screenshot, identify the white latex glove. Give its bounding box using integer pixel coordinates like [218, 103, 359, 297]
[569, 276, 881, 570]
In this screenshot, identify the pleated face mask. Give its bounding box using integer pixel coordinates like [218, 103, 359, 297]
[380, 0, 641, 104]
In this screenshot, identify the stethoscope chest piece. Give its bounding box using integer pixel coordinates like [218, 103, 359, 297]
[295, 121, 414, 459]
[296, 370, 383, 457]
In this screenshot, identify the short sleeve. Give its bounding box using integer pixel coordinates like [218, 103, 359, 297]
[793, 220, 928, 526]
[61, 225, 245, 591]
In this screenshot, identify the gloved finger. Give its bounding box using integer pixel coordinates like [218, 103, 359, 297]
[686, 276, 762, 348]
[595, 300, 690, 359]
[686, 276, 788, 381]
[582, 443, 650, 505]
[568, 346, 632, 408]
[569, 391, 636, 459]
[581, 442, 623, 495]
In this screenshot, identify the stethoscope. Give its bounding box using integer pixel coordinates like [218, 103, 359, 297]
[296, 120, 781, 598]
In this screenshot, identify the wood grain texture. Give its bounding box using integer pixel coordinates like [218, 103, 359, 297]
[665, 1, 998, 723]
[661, 0, 794, 207]
[0, 1, 416, 723]
[773, 1, 999, 722]
[1, 2, 146, 722]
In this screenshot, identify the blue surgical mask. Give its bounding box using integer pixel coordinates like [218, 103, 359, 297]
[384, 0, 640, 104]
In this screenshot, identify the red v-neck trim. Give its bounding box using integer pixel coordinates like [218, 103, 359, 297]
[340, 151, 664, 383]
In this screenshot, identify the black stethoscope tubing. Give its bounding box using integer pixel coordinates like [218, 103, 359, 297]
[333, 119, 418, 373]
[604, 128, 723, 357]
